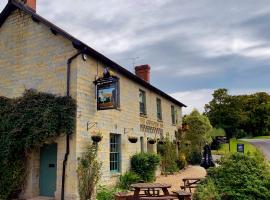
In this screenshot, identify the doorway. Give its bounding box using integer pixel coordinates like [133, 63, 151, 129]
[39, 143, 57, 197]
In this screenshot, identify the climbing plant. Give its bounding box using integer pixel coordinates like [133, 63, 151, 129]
[0, 89, 76, 199]
[77, 143, 102, 200]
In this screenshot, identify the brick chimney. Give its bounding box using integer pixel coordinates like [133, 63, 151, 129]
[18, 0, 36, 12]
[135, 64, 151, 82]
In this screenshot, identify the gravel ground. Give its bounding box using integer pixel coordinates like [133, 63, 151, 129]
[155, 165, 207, 193]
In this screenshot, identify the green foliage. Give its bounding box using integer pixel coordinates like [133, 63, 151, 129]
[131, 153, 161, 182]
[118, 171, 141, 190]
[158, 137, 179, 174]
[176, 154, 187, 170]
[96, 186, 122, 200]
[195, 152, 270, 200]
[77, 143, 102, 200]
[179, 110, 212, 165]
[187, 150, 202, 165]
[193, 179, 221, 200]
[0, 90, 76, 199]
[208, 128, 226, 138]
[205, 89, 270, 138]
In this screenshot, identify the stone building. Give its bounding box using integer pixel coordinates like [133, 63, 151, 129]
[0, 1, 186, 199]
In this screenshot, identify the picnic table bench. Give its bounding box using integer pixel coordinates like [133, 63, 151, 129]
[180, 177, 203, 193]
[139, 196, 178, 200]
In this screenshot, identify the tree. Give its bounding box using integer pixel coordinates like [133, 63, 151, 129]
[205, 89, 270, 138]
[180, 109, 212, 164]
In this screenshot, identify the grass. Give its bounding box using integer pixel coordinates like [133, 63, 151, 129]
[241, 135, 270, 139]
[212, 138, 258, 155]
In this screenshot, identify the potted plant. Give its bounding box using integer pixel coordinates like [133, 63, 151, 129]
[128, 136, 138, 143]
[148, 138, 156, 144]
[91, 130, 103, 143]
[158, 139, 165, 145]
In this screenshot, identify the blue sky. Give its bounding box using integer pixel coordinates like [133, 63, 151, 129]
[1, 0, 269, 113]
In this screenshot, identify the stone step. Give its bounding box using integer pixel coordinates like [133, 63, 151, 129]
[28, 197, 54, 200]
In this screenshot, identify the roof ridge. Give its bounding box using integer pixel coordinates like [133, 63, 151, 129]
[0, 0, 186, 107]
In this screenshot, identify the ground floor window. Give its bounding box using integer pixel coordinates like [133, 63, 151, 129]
[110, 134, 121, 172]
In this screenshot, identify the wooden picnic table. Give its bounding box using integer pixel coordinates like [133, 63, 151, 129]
[181, 177, 203, 193]
[131, 183, 171, 200]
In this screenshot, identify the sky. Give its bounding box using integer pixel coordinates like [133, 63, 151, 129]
[1, 0, 269, 113]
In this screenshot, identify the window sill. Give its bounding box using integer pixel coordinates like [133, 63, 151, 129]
[157, 119, 163, 122]
[140, 114, 148, 118]
[110, 172, 121, 177]
[172, 123, 176, 126]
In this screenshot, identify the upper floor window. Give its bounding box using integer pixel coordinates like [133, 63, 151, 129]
[156, 98, 162, 121]
[171, 105, 176, 125]
[139, 90, 146, 115]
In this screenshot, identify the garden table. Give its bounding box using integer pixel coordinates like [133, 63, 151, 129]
[181, 177, 203, 193]
[131, 183, 171, 200]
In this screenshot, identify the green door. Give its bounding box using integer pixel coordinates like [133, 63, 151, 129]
[39, 143, 57, 197]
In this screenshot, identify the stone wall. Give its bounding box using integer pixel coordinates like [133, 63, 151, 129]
[75, 56, 182, 186]
[0, 9, 78, 200]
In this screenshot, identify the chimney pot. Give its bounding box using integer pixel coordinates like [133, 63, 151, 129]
[135, 64, 151, 82]
[18, 0, 36, 12]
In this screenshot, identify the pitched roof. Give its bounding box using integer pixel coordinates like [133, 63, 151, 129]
[0, 0, 186, 107]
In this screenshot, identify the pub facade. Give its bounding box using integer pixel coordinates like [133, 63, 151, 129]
[0, 1, 186, 199]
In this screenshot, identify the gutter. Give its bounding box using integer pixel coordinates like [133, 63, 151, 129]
[61, 51, 83, 200]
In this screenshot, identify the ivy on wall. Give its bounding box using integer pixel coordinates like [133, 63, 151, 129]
[0, 89, 76, 199]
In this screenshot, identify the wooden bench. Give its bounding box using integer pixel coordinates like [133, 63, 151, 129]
[139, 196, 178, 200]
[172, 191, 191, 200]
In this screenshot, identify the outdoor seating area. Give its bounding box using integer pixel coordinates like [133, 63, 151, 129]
[115, 180, 194, 200]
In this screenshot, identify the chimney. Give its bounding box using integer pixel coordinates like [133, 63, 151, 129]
[135, 64, 151, 82]
[18, 0, 36, 12]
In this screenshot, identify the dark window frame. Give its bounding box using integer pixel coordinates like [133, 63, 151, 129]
[156, 98, 162, 121]
[139, 89, 147, 115]
[171, 105, 176, 125]
[110, 134, 121, 172]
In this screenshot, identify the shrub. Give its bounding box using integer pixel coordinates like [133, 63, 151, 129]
[77, 144, 102, 200]
[193, 179, 221, 200]
[159, 138, 179, 174]
[187, 150, 202, 165]
[118, 171, 141, 190]
[195, 152, 270, 200]
[96, 186, 121, 200]
[176, 154, 187, 170]
[131, 153, 160, 182]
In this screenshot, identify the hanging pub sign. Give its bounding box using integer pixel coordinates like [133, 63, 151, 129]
[94, 68, 120, 110]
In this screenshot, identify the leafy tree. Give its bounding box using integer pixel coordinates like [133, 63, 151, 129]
[205, 89, 270, 138]
[180, 109, 212, 164]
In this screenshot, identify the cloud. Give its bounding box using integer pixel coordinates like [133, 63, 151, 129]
[0, 0, 270, 97]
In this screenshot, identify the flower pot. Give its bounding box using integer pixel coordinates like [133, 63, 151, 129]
[158, 140, 164, 145]
[148, 139, 156, 144]
[128, 137, 138, 143]
[91, 135, 102, 143]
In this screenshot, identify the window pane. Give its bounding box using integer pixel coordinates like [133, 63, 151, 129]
[139, 90, 146, 115]
[110, 134, 120, 172]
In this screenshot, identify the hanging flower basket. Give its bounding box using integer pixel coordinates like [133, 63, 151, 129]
[158, 139, 165, 145]
[128, 136, 138, 143]
[91, 130, 103, 143]
[148, 138, 156, 144]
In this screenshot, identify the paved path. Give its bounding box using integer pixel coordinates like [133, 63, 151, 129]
[155, 165, 206, 192]
[241, 139, 270, 160]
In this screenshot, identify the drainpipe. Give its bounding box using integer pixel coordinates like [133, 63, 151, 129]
[61, 51, 82, 200]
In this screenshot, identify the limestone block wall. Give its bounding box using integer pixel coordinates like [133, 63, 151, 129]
[75, 55, 183, 186]
[0, 10, 79, 200]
